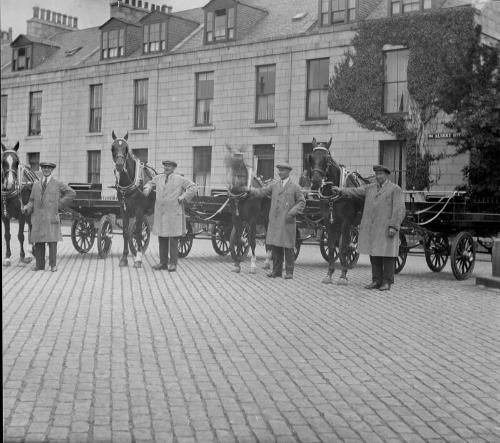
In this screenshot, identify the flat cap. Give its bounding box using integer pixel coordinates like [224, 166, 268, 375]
[162, 160, 177, 167]
[276, 162, 292, 171]
[39, 162, 56, 169]
[373, 164, 391, 174]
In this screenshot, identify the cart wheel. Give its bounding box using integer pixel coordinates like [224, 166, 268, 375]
[345, 226, 360, 269]
[425, 233, 449, 272]
[451, 231, 475, 280]
[294, 229, 301, 260]
[211, 222, 230, 256]
[319, 229, 339, 263]
[230, 221, 250, 262]
[97, 215, 113, 259]
[178, 221, 194, 258]
[395, 231, 408, 274]
[71, 218, 95, 253]
[128, 217, 151, 257]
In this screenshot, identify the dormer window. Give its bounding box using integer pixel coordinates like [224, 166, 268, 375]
[101, 29, 125, 59]
[206, 7, 235, 43]
[320, 0, 357, 26]
[12, 46, 32, 71]
[143, 22, 167, 54]
[390, 0, 432, 15]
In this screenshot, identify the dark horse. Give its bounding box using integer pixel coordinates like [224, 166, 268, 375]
[1, 142, 37, 266]
[225, 150, 271, 274]
[111, 131, 156, 268]
[308, 137, 366, 284]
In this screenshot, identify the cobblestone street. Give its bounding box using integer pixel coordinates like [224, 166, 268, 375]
[3, 225, 500, 443]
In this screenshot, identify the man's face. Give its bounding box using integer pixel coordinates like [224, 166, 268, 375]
[277, 168, 291, 180]
[42, 166, 53, 178]
[163, 164, 175, 175]
[375, 171, 388, 185]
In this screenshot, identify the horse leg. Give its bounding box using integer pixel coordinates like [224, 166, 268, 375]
[120, 209, 129, 267]
[18, 216, 33, 264]
[337, 222, 350, 285]
[322, 223, 338, 284]
[249, 220, 257, 274]
[133, 210, 144, 269]
[231, 223, 241, 273]
[3, 217, 12, 266]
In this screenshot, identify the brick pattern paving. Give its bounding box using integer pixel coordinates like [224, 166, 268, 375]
[3, 227, 500, 442]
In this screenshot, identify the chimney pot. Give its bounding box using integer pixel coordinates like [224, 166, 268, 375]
[73, 17, 78, 28]
[161, 4, 166, 12]
[125, 0, 129, 4]
[57, 13, 62, 24]
[167, 6, 172, 13]
[138, 0, 142, 7]
[131, 0, 136, 6]
[33, 6, 40, 18]
[151, 3, 155, 11]
[45, 10, 51, 21]
[62, 15, 67, 26]
[144, 1, 148, 8]
[156, 5, 160, 10]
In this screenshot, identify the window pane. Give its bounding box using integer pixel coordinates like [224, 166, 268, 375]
[102, 31, 108, 48]
[384, 82, 398, 113]
[206, 12, 213, 31]
[391, 1, 401, 14]
[385, 52, 398, 82]
[132, 148, 148, 164]
[87, 151, 101, 184]
[161, 22, 167, 40]
[1, 95, 7, 137]
[423, 0, 432, 8]
[150, 23, 160, 41]
[27, 153, 40, 171]
[109, 30, 118, 47]
[214, 9, 226, 38]
[193, 146, 212, 194]
[197, 72, 214, 99]
[228, 8, 235, 28]
[322, 0, 329, 12]
[143, 25, 149, 43]
[253, 145, 274, 180]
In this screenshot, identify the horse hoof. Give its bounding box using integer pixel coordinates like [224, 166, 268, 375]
[119, 259, 128, 267]
[231, 266, 241, 273]
[22, 257, 33, 264]
[322, 276, 333, 284]
[3, 259, 11, 266]
[134, 261, 142, 269]
[337, 278, 348, 286]
[262, 263, 270, 270]
[249, 267, 256, 275]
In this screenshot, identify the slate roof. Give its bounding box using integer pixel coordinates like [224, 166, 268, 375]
[1, 0, 495, 77]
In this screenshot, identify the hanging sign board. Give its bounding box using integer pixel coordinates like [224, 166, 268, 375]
[428, 132, 461, 139]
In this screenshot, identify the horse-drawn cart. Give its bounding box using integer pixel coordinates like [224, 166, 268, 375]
[395, 191, 500, 280]
[66, 183, 151, 259]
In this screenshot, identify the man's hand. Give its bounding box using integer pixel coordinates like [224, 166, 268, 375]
[331, 186, 342, 196]
[285, 213, 295, 224]
[178, 196, 185, 204]
[388, 227, 397, 237]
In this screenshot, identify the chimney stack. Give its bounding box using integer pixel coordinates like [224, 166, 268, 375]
[27, 5, 79, 39]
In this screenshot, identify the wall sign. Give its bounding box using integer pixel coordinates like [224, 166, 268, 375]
[428, 132, 461, 139]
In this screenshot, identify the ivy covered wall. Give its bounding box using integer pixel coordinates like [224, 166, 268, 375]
[328, 7, 480, 190]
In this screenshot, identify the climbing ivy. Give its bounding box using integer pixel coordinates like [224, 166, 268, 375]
[328, 7, 480, 189]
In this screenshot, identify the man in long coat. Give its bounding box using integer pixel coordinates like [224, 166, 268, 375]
[251, 163, 305, 279]
[23, 162, 75, 272]
[143, 160, 196, 272]
[338, 165, 406, 290]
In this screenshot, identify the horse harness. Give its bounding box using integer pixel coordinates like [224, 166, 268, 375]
[114, 153, 144, 212]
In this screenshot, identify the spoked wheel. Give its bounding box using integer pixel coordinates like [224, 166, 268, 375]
[211, 222, 230, 256]
[178, 221, 194, 258]
[450, 231, 475, 280]
[71, 217, 96, 253]
[97, 215, 113, 259]
[128, 217, 151, 257]
[344, 226, 360, 269]
[230, 221, 250, 262]
[395, 231, 408, 274]
[319, 229, 339, 263]
[294, 229, 301, 260]
[424, 233, 449, 272]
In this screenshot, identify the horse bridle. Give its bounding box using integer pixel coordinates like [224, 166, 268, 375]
[311, 147, 341, 200]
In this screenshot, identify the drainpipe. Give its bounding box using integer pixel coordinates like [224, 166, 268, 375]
[286, 48, 293, 163]
[154, 56, 160, 166]
[57, 75, 64, 179]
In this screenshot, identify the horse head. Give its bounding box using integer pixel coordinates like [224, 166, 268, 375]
[309, 137, 341, 190]
[1, 142, 20, 192]
[111, 131, 130, 172]
[224, 146, 250, 194]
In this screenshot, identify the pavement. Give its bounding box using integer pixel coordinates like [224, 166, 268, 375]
[2, 224, 500, 443]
